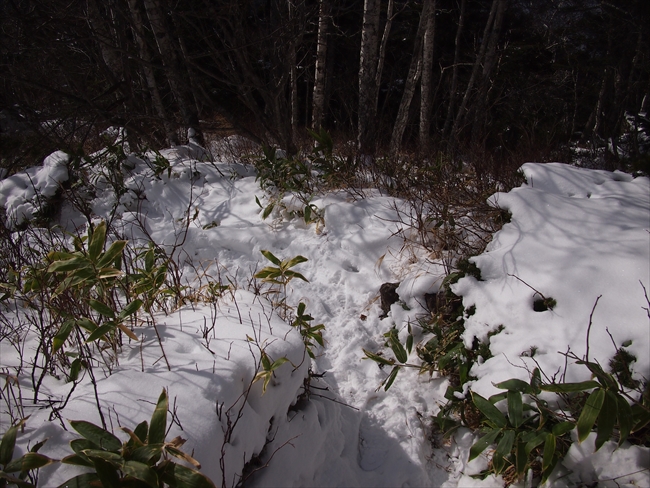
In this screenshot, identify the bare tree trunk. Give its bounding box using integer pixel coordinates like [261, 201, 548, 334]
[86, 0, 122, 78]
[374, 0, 394, 114]
[443, 0, 467, 138]
[448, 0, 501, 153]
[358, 0, 381, 154]
[470, 0, 507, 143]
[311, 0, 330, 130]
[143, 0, 201, 144]
[390, 0, 431, 155]
[127, 0, 177, 146]
[419, 0, 436, 153]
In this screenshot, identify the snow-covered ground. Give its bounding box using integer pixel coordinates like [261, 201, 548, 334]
[0, 140, 648, 487]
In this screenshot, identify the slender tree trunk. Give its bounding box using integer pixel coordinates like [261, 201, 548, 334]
[127, 0, 177, 146]
[443, 0, 467, 139]
[448, 0, 501, 153]
[390, 0, 431, 155]
[358, 0, 381, 154]
[470, 0, 507, 143]
[312, 0, 330, 130]
[374, 0, 394, 114]
[143, 0, 201, 143]
[419, 0, 436, 153]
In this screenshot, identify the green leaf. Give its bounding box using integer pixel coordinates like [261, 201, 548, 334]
[68, 358, 83, 382]
[362, 349, 395, 366]
[52, 319, 76, 354]
[507, 391, 524, 428]
[97, 268, 123, 280]
[69, 420, 122, 452]
[148, 389, 168, 445]
[514, 436, 528, 476]
[493, 430, 515, 474]
[56, 473, 100, 488]
[82, 449, 124, 465]
[283, 270, 309, 282]
[85, 323, 116, 343]
[542, 433, 556, 472]
[384, 366, 400, 391]
[540, 380, 601, 393]
[616, 395, 633, 445]
[577, 388, 605, 442]
[594, 391, 618, 451]
[88, 222, 107, 262]
[551, 421, 575, 437]
[1, 420, 24, 466]
[530, 367, 542, 393]
[284, 255, 308, 269]
[524, 432, 547, 455]
[3, 452, 55, 473]
[122, 460, 159, 488]
[91, 457, 121, 488]
[69, 439, 99, 458]
[468, 428, 501, 461]
[270, 357, 289, 371]
[48, 257, 91, 273]
[494, 378, 533, 394]
[129, 444, 163, 464]
[254, 267, 281, 280]
[260, 250, 282, 266]
[96, 241, 127, 269]
[88, 299, 116, 319]
[471, 392, 507, 428]
[262, 202, 275, 220]
[631, 404, 650, 433]
[387, 329, 407, 364]
[118, 299, 143, 320]
[75, 318, 97, 333]
[304, 205, 312, 223]
[60, 454, 94, 468]
[165, 445, 201, 469]
[162, 462, 216, 488]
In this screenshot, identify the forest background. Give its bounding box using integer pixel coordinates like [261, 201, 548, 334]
[1, 0, 649, 176]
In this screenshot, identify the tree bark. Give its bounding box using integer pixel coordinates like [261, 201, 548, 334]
[143, 0, 201, 144]
[127, 0, 177, 146]
[358, 0, 381, 154]
[311, 0, 330, 130]
[443, 0, 467, 138]
[374, 0, 394, 115]
[419, 0, 436, 153]
[389, 0, 431, 155]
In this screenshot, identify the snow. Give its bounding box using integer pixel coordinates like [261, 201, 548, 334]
[1, 147, 648, 487]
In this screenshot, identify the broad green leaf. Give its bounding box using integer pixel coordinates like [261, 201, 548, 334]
[48, 257, 91, 273]
[540, 381, 601, 393]
[304, 205, 312, 223]
[577, 389, 605, 442]
[69, 439, 99, 457]
[97, 268, 123, 280]
[471, 392, 507, 428]
[118, 299, 143, 320]
[488, 392, 508, 404]
[255, 195, 263, 208]
[85, 323, 116, 343]
[285, 255, 308, 269]
[60, 454, 94, 468]
[542, 433, 556, 473]
[552, 421, 575, 437]
[524, 432, 547, 455]
[262, 202, 275, 220]
[387, 329, 407, 364]
[56, 473, 100, 488]
[631, 403, 650, 433]
[495, 378, 534, 394]
[148, 389, 168, 445]
[384, 366, 400, 391]
[260, 250, 282, 266]
[406, 333, 413, 354]
[283, 270, 309, 282]
[468, 428, 501, 461]
[3, 452, 56, 473]
[69, 420, 122, 452]
[616, 395, 632, 445]
[507, 391, 524, 428]
[254, 268, 281, 280]
[96, 241, 127, 269]
[82, 449, 124, 465]
[161, 462, 216, 488]
[514, 436, 528, 476]
[493, 430, 515, 474]
[88, 222, 107, 262]
[144, 248, 155, 273]
[530, 367, 542, 393]
[92, 457, 121, 488]
[130, 444, 163, 464]
[133, 421, 148, 445]
[270, 357, 289, 371]
[88, 299, 116, 319]
[75, 318, 97, 333]
[68, 358, 83, 382]
[594, 391, 618, 451]
[122, 460, 159, 488]
[1, 419, 25, 466]
[362, 349, 395, 366]
[53, 320, 75, 354]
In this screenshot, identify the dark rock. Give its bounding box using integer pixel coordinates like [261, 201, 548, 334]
[380, 282, 400, 318]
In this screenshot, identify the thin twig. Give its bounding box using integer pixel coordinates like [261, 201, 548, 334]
[585, 295, 602, 363]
